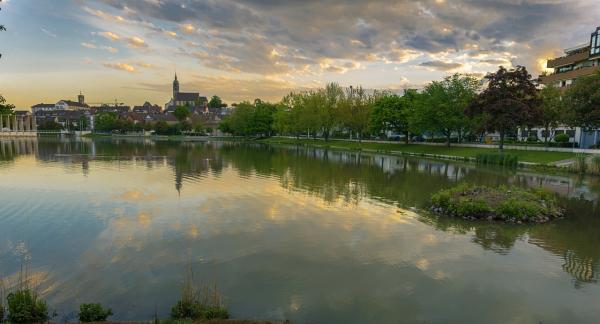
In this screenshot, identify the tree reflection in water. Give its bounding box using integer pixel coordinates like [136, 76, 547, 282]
[2, 137, 600, 288]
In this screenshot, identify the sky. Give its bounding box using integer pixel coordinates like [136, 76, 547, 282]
[0, 0, 599, 109]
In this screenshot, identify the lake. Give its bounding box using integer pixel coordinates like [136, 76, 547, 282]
[1, 137, 599, 323]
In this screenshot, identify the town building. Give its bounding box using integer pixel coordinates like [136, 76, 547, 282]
[133, 102, 162, 114]
[91, 104, 131, 115]
[164, 73, 208, 114]
[31, 92, 90, 113]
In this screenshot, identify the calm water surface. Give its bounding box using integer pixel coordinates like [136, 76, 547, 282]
[1, 138, 600, 323]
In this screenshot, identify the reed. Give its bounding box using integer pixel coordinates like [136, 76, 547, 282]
[475, 152, 518, 167]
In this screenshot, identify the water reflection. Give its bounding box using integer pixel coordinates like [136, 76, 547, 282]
[1, 138, 600, 323]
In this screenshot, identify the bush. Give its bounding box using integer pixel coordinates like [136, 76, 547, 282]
[554, 133, 570, 143]
[79, 303, 113, 322]
[430, 184, 563, 223]
[171, 268, 229, 321]
[7, 289, 49, 323]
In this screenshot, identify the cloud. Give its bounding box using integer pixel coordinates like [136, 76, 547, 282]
[82, 42, 118, 53]
[81, 42, 97, 49]
[102, 62, 136, 73]
[180, 23, 196, 34]
[41, 28, 57, 38]
[418, 60, 463, 71]
[98, 31, 120, 41]
[74, 0, 600, 92]
[102, 46, 119, 53]
[126, 36, 147, 48]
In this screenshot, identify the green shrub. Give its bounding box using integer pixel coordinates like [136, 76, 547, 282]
[554, 133, 570, 143]
[7, 289, 49, 323]
[430, 184, 563, 223]
[79, 303, 113, 322]
[497, 199, 543, 219]
[455, 198, 491, 217]
[203, 306, 229, 320]
[475, 152, 518, 167]
[171, 268, 229, 321]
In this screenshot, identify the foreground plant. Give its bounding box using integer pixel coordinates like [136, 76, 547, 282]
[79, 303, 113, 322]
[170, 268, 229, 321]
[6, 289, 49, 323]
[430, 184, 563, 223]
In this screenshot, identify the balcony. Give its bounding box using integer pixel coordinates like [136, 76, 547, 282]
[539, 65, 600, 84]
[546, 50, 589, 68]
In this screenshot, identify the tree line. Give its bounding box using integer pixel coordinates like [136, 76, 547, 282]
[219, 66, 600, 149]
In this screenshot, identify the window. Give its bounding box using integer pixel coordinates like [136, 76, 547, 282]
[566, 130, 576, 138]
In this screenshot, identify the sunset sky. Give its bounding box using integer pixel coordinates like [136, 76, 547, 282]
[1, 0, 599, 109]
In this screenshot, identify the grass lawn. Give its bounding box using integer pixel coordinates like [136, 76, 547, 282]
[260, 137, 577, 164]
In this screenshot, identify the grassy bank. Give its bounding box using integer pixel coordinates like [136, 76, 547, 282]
[259, 137, 577, 164]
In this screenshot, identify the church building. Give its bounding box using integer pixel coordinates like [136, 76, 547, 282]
[164, 74, 208, 114]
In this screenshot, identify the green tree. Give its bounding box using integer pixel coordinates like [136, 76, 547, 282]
[466, 66, 539, 149]
[413, 74, 479, 146]
[173, 106, 191, 122]
[318, 83, 344, 141]
[208, 95, 223, 108]
[37, 120, 62, 131]
[94, 112, 118, 132]
[0, 94, 14, 115]
[339, 86, 373, 142]
[369, 91, 415, 143]
[538, 84, 565, 144]
[565, 71, 600, 130]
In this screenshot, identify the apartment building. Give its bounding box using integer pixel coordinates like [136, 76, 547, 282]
[526, 26, 600, 148]
[540, 27, 600, 88]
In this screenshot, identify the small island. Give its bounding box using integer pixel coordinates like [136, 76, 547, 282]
[430, 184, 564, 224]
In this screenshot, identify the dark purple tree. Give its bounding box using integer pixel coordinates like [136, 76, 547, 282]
[465, 66, 540, 149]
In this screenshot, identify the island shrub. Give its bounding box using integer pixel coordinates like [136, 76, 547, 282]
[6, 289, 50, 323]
[79, 303, 113, 322]
[430, 184, 563, 223]
[475, 152, 518, 166]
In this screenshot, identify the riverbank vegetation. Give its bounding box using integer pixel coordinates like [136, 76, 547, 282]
[218, 68, 600, 152]
[0, 265, 233, 324]
[260, 137, 575, 164]
[430, 184, 564, 223]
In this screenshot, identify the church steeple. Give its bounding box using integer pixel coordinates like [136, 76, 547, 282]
[173, 72, 179, 98]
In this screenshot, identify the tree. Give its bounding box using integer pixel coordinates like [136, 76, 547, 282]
[466, 66, 539, 149]
[208, 95, 223, 108]
[173, 106, 191, 122]
[37, 120, 62, 131]
[339, 86, 373, 142]
[412, 74, 479, 146]
[318, 83, 344, 141]
[94, 112, 118, 132]
[565, 71, 600, 130]
[369, 91, 414, 143]
[0, 94, 14, 115]
[538, 84, 564, 144]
